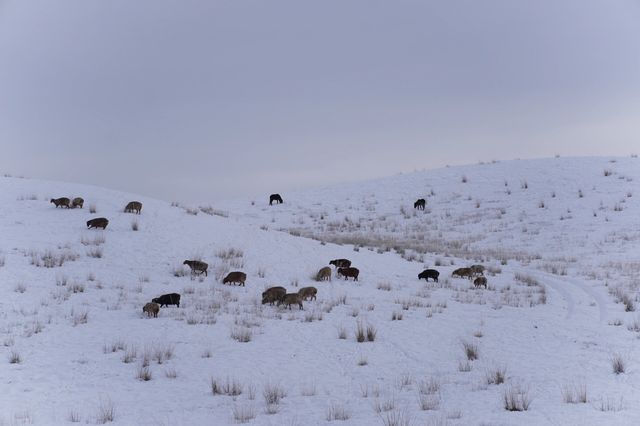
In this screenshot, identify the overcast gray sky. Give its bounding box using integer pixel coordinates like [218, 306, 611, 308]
[1, 0, 639, 202]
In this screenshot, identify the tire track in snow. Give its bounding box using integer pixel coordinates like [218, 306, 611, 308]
[523, 269, 607, 322]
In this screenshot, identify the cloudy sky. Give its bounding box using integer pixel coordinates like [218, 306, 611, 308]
[1, 0, 639, 202]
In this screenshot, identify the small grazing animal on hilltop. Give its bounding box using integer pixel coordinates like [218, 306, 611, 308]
[51, 197, 71, 208]
[337, 267, 359, 281]
[452, 267, 473, 280]
[124, 201, 143, 214]
[269, 194, 283, 205]
[418, 269, 439, 282]
[71, 197, 84, 209]
[414, 199, 426, 210]
[281, 293, 303, 310]
[87, 217, 109, 229]
[474, 276, 488, 289]
[329, 259, 351, 269]
[143, 302, 160, 318]
[223, 271, 247, 286]
[183, 260, 208, 277]
[262, 286, 286, 305]
[152, 293, 181, 308]
[298, 286, 317, 301]
[316, 266, 332, 281]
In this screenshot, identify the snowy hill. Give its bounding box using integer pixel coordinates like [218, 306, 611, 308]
[2, 156, 640, 425]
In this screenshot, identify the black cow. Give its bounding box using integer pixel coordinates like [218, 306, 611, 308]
[329, 259, 351, 268]
[269, 194, 283, 205]
[87, 217, 109, 229]
[152, 293, 181, 308]
[418, 269, 439, 282]
[414, 199, 426, 210]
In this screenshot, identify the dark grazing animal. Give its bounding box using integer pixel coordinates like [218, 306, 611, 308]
[183, 260, 208, 277]
[143, 302, 160, 318]
[223, 271, 247, 286]
[51, 197, 71, 208]
[470, 264, 485, 277]
[452, 267, 474, 280]
[316, 266, 332, 281]
[473, 276, 488, 289]
[281, 293, 303, 310]
[262, 286, 286, 305]
[124, 201, 143, 214]
[87, 217, 109, 229]
[414, 199, 426, 210]
[337, 267, 359, 281]
[298, 286, 317, 301]
[71, 197, 84, 209]
[329, 259, 351, 269]
[152, 293, 181, 308]
[269, 194, 283, 205]
[418, 269, 439, 282]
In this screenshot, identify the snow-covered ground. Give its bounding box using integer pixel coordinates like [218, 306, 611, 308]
[2, 156, 640, 425]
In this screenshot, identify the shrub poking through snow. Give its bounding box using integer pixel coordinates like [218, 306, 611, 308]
[211, 376, 243, 396]
[503, 385, 532, 411]
[462, 341, 479, 360]
[611, 354, 626, 374]
[326, 401, 351, 421]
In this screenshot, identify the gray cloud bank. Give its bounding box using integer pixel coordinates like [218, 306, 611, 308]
[1, 0, 639, 202]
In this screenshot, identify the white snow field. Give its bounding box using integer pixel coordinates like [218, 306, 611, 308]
[2, 156, 640, 425]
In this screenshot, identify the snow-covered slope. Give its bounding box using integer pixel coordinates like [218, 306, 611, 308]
[1, 156, 640, 425]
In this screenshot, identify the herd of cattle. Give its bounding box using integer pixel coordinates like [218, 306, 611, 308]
[142, 257, 489, 317]
[50, 193, 488, 319]
[50, 197, 143, 230]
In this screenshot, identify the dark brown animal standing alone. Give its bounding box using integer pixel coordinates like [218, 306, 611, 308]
[223, 271, 247, 286]
[124, 201, 143, 214]
[262, 286, 286, 305]
[183, 260, 208, 277]
[281, 293, 303, 310]
[473, 276, 488, 289]
[316, 266, 332, 281]
[414, 199, 426, 210]
[269, 194, 283, 205]
[143, 302, 160, 318]
[337, 267, 359, 281]
[87, 217, 109, 229]
[71, 197, 84, 209]
[329, 259, 351, 269]
[51, 197, 71, 208]
[418, 269, 439, 282]
[298, 286, 317, 301]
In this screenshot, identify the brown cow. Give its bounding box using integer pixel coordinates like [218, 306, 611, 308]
[316, 266, 332, 282]
[223, 271, 247, 286]
[470, 265, 485, 277]
[262, 286, 286, 305]
[473, 276, 487, 289]
[124, 201, 143, 214]
[452, 267, 473, 280]
[298, 286, 317, 301]
[51, 197, 71, 208]
[71, 197, 84, 209]
[143, 302, 160, 318]
[281, 293, 303, 310]
[183, 260, 208, 277]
